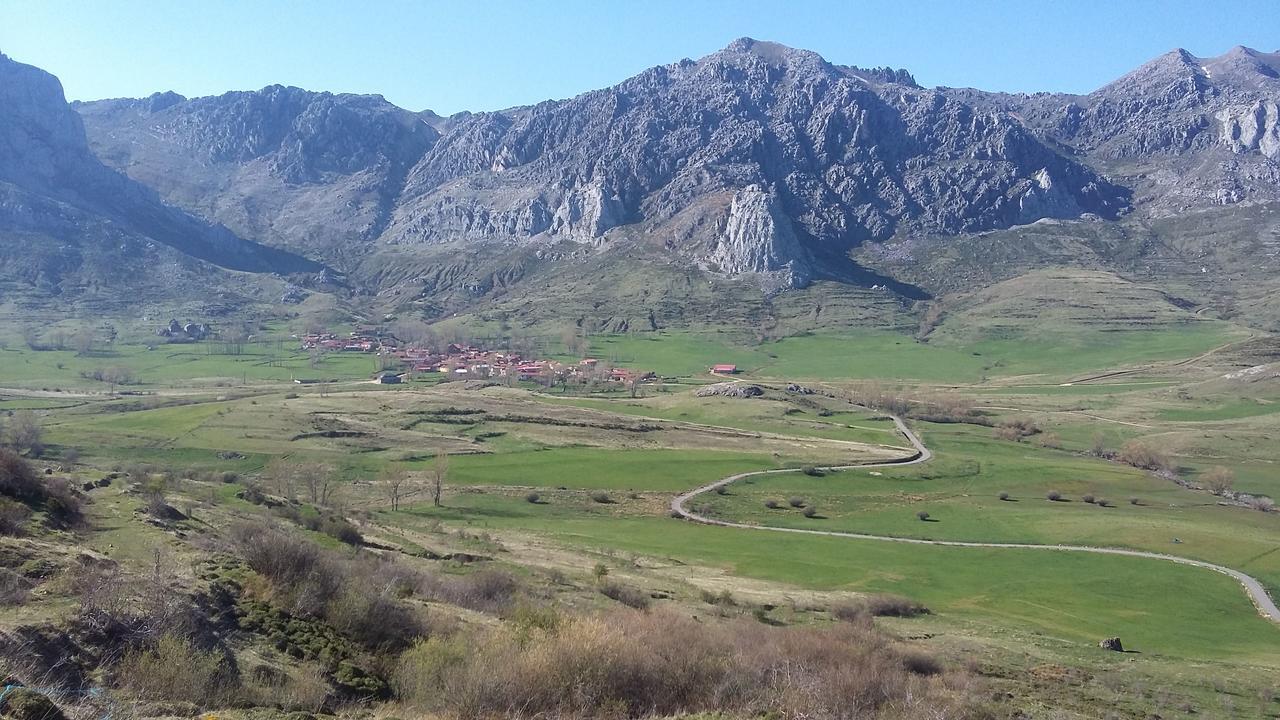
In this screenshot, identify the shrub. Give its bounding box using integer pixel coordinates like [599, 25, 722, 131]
[1047, 490, 1063, 501]
[1253, 496, 1276, 513]
[590, 491, 612, 504]
[998, 491, 1010, 501]
[591, 562, 609, 580]
[764, 499, 780, 509]
[391, 609, 957, 719]
[0, 567, 32, 606]
[714, 484, 728, 495]
[916, 510, 930, 521]
[599, 581, 651, 610]
[0, 449, 41, 502]
[41, 477, 83, 526]
[802, 506, 818, 518]
[1118, 440, 1175, 474]
[1129, 497, 1141, 506]
[1082, 494, 1096, 504]
[833, 593, 930, 622]
[801, 466, 825, 477]
[524, 491, 541, 504]
[1097, 498, 1112, 507]
[0, 498, 31, 536]
[788, 496, 806, 508]
[320, 517, 363, 545]
[115, 633, 235, 704]
[0, 688, 66, 720]
[1202, 466, 1235, 496]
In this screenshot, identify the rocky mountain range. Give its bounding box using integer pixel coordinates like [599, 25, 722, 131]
[2, 39, 1279, 326]
[0, 52, 321, 306]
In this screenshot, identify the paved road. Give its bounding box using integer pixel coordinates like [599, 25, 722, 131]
[671, 415, 1280, 625]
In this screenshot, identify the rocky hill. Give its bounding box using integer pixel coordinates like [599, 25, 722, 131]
[4, 40, 1279, 327]
[0, 52, 321, 308]
[76, 39, 1128, 294]
[947, 46, 1280, 212]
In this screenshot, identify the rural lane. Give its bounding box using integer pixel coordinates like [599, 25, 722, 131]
[671, 415, 1280, 626]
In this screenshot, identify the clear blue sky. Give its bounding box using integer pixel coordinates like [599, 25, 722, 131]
[2, 0, 1277, 114]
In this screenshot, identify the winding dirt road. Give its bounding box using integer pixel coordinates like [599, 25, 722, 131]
[671, 415, 1280, 625]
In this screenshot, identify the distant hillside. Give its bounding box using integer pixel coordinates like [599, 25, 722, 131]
[1, 40, 1277, 331]
[0, 52, 324, 311]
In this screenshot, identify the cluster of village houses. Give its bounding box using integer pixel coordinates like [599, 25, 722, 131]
[299, 330, 668, 385]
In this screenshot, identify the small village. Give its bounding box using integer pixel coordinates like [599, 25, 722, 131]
[298, 329, 673, 385]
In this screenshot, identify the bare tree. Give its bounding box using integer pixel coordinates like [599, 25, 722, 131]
[379, 466, 411, 511]
[21, 326, 41, 350]
[300, 463, 338, 506]
[430, 452, 448, 507]
[101, 366, 136, 394]
[72, 326, 96, 356]
[1202, 466, 1235, 496]
[7, 410, 44, 457]
[264, 458, 300, 502]
[223, 325, 251, 356]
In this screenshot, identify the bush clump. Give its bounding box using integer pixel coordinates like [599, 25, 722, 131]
[392, 609, 957, 719]
[590, 491, 612, 504]
[1046, 490, 1063, 501]
[524, 491, 541, 504]
[833, 593, 931, 622]
[997, 491, 1010, 501]
[599, 581, 651, 610]
[788, 496, 807, 508]
[0, 497, 32, 536]
[764, 499, 780, 509]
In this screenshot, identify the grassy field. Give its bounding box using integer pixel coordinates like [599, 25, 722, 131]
[391, 492, 1280, 665]
[8, 310, 1280, 712]
[697, 424, 1280, 597]
[560, 322, 1242, 383]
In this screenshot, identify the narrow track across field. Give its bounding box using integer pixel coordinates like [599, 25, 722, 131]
[671, 414, 1280, 625]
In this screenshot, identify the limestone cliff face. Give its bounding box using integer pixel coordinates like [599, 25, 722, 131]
[1218, 101, 1280, 159]
[703, 185, 811, 290]
[379, 38, 1127, 287]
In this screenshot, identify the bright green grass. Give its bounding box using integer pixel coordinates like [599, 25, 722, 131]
[541, 393, 906, 447]
[432, 448, 782, 492]
[702, 423, 1280, 597]
[0, 342, 379, 390]
[569, 324, 1238, 384]
[1159, 399, 1280, 422]
[971, 381, 1181, 396]
[395, 493, 1280, 664]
